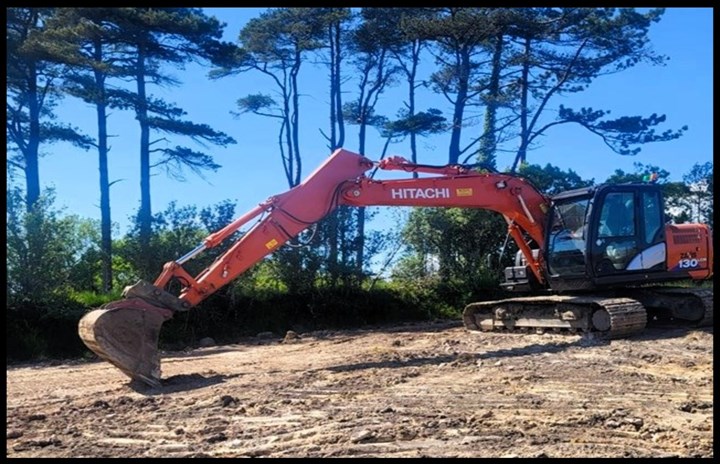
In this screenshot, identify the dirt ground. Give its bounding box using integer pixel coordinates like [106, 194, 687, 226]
[6, 320, 714, 458]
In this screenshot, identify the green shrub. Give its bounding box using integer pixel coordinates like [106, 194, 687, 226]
[7, 297, 89, 361]
[67, 290, 123, 308]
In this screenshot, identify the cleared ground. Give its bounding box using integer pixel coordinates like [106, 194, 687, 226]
[6, 320, 713, 458]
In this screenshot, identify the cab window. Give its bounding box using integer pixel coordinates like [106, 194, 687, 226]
[598, 192, 635, 238]
[642, 190, 662, 243]
[547, 197, 590, 276]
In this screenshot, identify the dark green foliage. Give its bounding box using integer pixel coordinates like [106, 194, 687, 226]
[7, 299, 90, 361]
[234, 94, 279, 118]
[518, 162, 595, 195]
[159, 281, 449, 350]
[556, 107, 687, 156]
[5, 188, 105, 361]
[384, 109, 447, 141]
[270, 245, 325, 295]
[6, 188, 92, 302]
[397, 207, 510, 291]
[149, 145, 222, 182]
[316, 206, 361, 288]
[119, 199, 236, 281]
[342, 102, 388, 131]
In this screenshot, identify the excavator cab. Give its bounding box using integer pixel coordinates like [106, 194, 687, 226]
[544, 183, 712, 292]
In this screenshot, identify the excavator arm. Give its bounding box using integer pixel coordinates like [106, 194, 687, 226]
[338, 158, 548, 284]
[78, 148, 550, 386]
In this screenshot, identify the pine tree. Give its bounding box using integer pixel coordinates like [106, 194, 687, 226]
[102, 8, 237, 276]
[7, 8, 93, 212]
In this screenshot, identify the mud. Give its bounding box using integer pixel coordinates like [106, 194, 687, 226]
[6, 320, 714, 458]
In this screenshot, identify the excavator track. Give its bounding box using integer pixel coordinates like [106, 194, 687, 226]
[691, 288, 713, 326]
[463, 294, 647, 339]
[628, 286, 713, 328]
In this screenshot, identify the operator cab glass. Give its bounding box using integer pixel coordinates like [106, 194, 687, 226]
[547, 196, 591, 276]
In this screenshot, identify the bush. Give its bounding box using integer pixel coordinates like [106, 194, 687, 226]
[7, 297, 90, 361]
[158, 283, 445, 349]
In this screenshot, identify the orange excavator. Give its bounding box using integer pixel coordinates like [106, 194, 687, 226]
[79, 148, 713, 387]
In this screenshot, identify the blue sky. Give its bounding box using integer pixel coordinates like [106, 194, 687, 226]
[29, 7, 713, 241]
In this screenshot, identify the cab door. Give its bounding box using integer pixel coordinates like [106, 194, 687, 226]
[590, 186, 665, 278]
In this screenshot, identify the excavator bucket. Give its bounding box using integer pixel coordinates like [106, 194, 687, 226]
[78, 298, 174, 388]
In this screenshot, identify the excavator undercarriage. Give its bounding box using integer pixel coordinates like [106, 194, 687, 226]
[463, 286, 713, 339]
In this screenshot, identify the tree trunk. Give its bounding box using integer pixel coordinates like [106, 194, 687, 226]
[512, 36, 531, 172]
[135, 45, 153, 269]
[409, 40, 420, 178]
[282, 88, 294, 187]
[328, 23, 338, 151]
[94, 39, 113, 292]
[334, 22, 345, 149]
[479, 32, 504, 169]
[25, 62, 41, 212]
[326, 20, 346, 286]
[290, 52, 302, 187]
[355, 123, 367, 279]
[448, 46, 470, 165]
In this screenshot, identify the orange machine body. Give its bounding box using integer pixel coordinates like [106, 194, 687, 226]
[664, 223, 714, 279]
